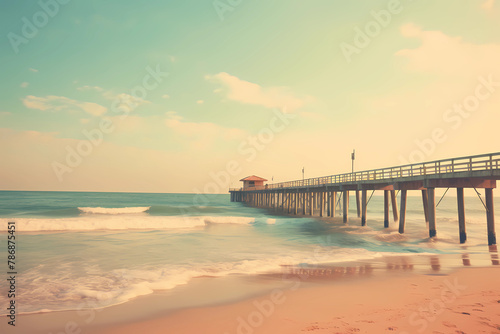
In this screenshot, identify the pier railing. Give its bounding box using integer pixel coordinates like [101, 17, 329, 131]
[230, 152, 500, 191]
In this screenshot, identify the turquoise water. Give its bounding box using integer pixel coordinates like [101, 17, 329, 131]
[0, 190, 497, 315]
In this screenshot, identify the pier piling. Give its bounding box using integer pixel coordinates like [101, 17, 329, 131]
[427, 188, 437, 238]
[331, 191, 337, 218]
[391, 190, 398, 221]
[457, 188, 467, 243]
[486, 188, 496, 246]
[384, 190, 390, 228]
[361, 190, 367, 226]
[422, 190, 429, 224]
[399, 190, 407, 234]
[319, 191, 324, 217]
[343, 191, 349, 223]
[356, 190, 361, 218]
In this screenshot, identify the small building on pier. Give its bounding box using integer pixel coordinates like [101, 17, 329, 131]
[240, 175, 267, 190]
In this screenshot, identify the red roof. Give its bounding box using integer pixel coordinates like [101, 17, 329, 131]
[240, 175, 267, 182]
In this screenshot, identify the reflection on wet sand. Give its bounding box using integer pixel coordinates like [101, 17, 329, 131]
[272, 247, 499, 282]
[430, 256, 441, 271]
[280, 264, 375, 280]
[489, 245, 499, 265]
[386, 257, 414, 271]
[462, 253, 471, 266]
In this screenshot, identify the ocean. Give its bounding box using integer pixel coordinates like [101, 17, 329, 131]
[0, 190, 497, 316]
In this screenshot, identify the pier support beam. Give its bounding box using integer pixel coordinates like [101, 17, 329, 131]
[361, 190, 367, 226]
[319, 192, 324, 217]
[391, 190, 399, 222]
[313, 192, 316, 215]
[384, 190, 390, 228]
[422, 190, 429, 224]
[399, 190, 407, 234]
[331, 191, 337, 218]
[309, 192, 313, 216]
[427, 188, 436, 238]
[286, 192, 289, 213]
[356, 190, 361, 218]
[293, 190, 299, 215]
[343, 191, 349, 223]
[457, 188, 467, 244]
[281, 192, 285, 212]
[302, 192, 306, 215]
[326, 191, 330, 217]
[485, 188, 496, 245]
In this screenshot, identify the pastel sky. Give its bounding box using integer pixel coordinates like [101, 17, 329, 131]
[1, 0, 499, 193]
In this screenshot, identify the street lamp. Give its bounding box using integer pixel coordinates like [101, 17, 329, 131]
[351, 149, 355, 177]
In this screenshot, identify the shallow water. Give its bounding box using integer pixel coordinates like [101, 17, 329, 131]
[0, 190, 497, 315]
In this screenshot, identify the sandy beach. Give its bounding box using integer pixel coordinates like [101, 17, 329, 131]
[5, 252, 499, 334]
[94, 266, 500, 334]
[92, 268, 500, 334]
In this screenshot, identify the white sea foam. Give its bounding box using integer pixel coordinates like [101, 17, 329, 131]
[203, 216, 255, 225]
[0, 246, 416, 315]
[11, 216, 259, 232]
[78, 206, 151, 214]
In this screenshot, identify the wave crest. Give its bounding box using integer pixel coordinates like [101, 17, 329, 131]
[78, 207, 151, 214]
[9, 216, 266, 232]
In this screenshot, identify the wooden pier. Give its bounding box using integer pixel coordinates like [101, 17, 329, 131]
[229, 153, 500, 245]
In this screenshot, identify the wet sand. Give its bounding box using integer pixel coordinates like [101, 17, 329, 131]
[95, 267, 500, 334]
[3, 251, 500, 334]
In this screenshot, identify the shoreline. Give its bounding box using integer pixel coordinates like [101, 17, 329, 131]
[98, 266, 500, 334]
[3, 250, 499, 334]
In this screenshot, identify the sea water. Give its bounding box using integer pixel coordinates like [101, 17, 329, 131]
[0, 190, 497, 315]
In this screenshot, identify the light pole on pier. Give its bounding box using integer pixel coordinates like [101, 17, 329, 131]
[351, 149, 355, 177]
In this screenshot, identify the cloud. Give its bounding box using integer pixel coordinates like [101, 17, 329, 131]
[77, 85, 104, 92]
[206, 72, 312, 112]
[299, 111, 324, 120]
[400, 23, 421, 37]
[165, 111, 245, 148]
[20, 82, 29, 88]
[78, 102, 107, 116]
[396, 24, 500, 76]
[23, 95, 57, 111]
[23, 95, 107, 116]
[29, 68, 38, 72]
[77, 85, 150, 107]
[165, 111, 181, 120]
[77, 85, 151, 115]
[108, 93, 150, 114]
[482, 0, 495, 10]
[162, 94, 170, 99]
[196, 100, 204, 104]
